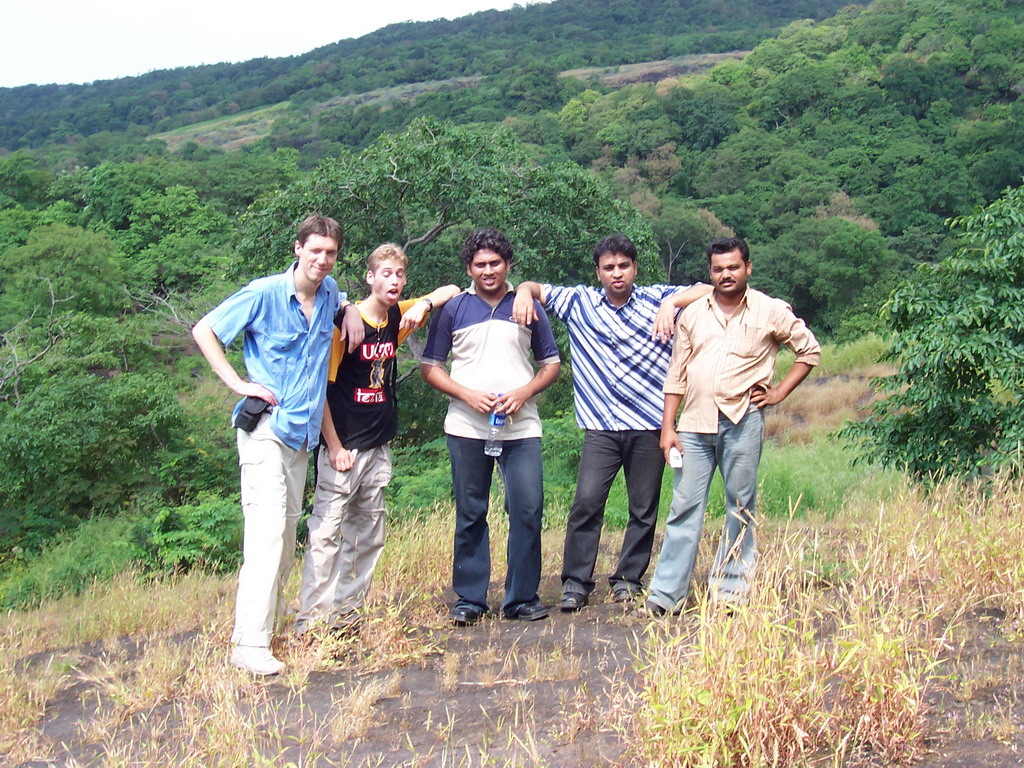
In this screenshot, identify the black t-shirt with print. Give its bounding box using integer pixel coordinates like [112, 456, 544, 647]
[324, 304, 401, 451]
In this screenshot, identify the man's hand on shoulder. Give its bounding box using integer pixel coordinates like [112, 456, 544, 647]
[652, 302, 677, 342]
[651, 285, 711, 342]
[338, 303, 365, 353]
[399, 299, 431, 330]
[512, 282, 543, 326]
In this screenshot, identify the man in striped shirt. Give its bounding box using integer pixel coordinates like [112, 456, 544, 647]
[513, 234, 709, 611]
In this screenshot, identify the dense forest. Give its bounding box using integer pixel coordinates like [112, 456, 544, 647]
[1, 0, 1023, 604]
[0, 0, 852, 149]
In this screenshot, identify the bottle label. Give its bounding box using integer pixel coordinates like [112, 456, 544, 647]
[489, 411, 507, 427]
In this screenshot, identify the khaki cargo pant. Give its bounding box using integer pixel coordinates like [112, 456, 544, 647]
[297, 444, 392, 629]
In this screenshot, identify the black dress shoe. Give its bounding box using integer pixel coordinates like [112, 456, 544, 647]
[450, 604, 485, 626]
[560, 592, 588, 612]
[612, 584, 641, 603]
[505, 601, 550, 621]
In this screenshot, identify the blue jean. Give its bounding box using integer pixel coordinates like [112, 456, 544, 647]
[648, 407, 764, 611]
[446, 435, 544, 616]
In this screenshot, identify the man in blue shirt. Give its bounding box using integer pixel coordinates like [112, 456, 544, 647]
[513, 234, 709, 611]
[421, 228, 561, 626]
[192, 214, 359, 675]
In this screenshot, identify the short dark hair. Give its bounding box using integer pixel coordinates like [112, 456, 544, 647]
[593, 234, 637, 265]
[461, 227, 513, 266]
[707, 237, 749, 263]
[296, 214, 344, 248]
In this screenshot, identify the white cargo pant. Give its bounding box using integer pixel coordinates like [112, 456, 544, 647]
[231, 415, 309, 647]
[298, 444, 392, 627]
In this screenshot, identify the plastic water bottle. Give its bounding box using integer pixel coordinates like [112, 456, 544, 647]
[484, 409, 507, 457]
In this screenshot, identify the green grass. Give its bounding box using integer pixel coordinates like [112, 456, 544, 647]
[151, 103, 291, 139]
[599, 434, 899, 528]
[776, 333, 888, 377]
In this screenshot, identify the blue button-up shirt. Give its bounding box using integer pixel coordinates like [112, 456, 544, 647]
[203, 263, 341, 450]
[544, 283, 692, 431]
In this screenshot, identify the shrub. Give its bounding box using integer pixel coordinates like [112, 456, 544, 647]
[0, 516, 146, 610]
[142, 494, 243, 572]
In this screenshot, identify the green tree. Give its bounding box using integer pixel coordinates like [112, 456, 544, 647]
[662, 83, 740, 151]
[237, 118, 657, 294]
[0, 310, 236, 555]
[651, 198, 734, 283]
[0, 152, 51, 209]
[0, 224, 127, 331]
[843, 183, 1024, 478]
[117, 185, 234, 294]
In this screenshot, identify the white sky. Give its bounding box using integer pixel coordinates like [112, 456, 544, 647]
[1, 1, 548, 88]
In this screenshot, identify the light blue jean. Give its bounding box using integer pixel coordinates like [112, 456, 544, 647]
[648, 406, 764, 611]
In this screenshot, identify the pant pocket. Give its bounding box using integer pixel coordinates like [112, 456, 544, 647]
[369, 445, 393, 488]
[317, 449, 354, 495]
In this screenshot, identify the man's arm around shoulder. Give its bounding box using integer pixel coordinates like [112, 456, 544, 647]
[399, 284, 462, 331]
[652, 283, 713, 342]
[512, 281, 547, 325]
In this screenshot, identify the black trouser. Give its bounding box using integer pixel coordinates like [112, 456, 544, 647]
[561, 429, 665, 595]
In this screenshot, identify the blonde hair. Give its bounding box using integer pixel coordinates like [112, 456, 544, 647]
[367, 242, 408, 271]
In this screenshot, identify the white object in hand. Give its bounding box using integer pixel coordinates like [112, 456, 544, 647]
[668, 447, 682, 468]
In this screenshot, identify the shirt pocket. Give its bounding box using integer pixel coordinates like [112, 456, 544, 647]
[731, 326, 768, 358]
[260, 329, 304, 379]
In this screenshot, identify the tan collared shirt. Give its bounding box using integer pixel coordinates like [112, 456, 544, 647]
[664, 288, 821, 434]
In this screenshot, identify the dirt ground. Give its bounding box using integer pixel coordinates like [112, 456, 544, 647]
[15, 573, 1024, 768]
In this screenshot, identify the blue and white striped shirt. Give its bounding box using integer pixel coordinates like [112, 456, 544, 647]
[544, 284, 691, 431]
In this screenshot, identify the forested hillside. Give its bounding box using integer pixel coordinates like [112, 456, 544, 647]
[1, 0, 1023, 602]
[0, 0, 851, 150]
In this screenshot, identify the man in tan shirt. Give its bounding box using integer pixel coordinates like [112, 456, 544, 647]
[646, 237, 820, 615]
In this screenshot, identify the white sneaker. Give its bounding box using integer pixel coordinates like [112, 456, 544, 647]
[230, 645, 285, 676]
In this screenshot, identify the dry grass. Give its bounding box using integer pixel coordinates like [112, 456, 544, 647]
[0, 568, 232, 658]
[437, 651, 462, 691]
[329, 672, 402, 742]
[3, 471, 1024, 765]
[621, 474, 1024, 766]
[767, 375, 876, 443]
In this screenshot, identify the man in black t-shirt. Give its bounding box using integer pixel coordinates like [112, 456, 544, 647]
[297, 243, 459, 634]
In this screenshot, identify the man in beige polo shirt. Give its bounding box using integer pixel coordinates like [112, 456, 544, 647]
[646, 237, 820, 615]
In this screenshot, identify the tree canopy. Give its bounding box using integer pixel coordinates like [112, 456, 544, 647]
[237, 118, 659, 296]
[843, 182, 1024, 478]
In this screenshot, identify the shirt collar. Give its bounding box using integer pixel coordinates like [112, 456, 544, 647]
[467, 280, 514, 298]
[285, 261, 300, 302]
[286, 261, 335, 306]
[597, 286, 635, 311]
[706, 287, 751, 322]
